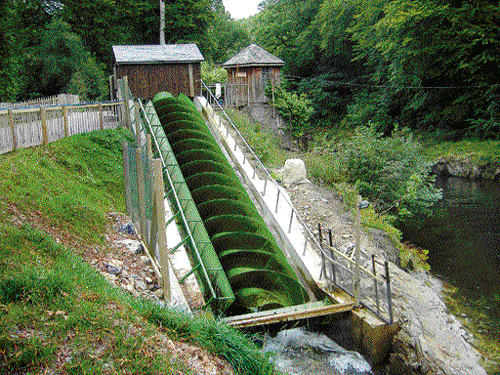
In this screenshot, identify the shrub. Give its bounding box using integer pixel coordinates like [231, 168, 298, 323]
[337, 124, 442, 222]
[201, 62, 228, 84]
[269, 87, 314, 141]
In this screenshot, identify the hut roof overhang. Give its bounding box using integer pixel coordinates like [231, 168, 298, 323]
[222, 44, 284, 69]
[113, 44, 204, 65]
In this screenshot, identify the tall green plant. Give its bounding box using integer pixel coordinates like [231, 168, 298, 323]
[338, 125, 442, 221]
[270, 87, 314, 141]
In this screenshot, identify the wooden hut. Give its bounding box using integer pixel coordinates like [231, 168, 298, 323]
[112, 44, 204, 99]
[222, 44, 284, 107]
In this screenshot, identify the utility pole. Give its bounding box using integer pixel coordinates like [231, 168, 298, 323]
[159, 0, 165, 45]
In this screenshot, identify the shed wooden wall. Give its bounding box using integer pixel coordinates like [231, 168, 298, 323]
[115, 63, 201, 99]
[226, 66, 281, 106]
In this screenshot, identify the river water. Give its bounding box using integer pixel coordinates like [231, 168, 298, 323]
[402, 176, 500, 303]
[400, 176, 500, 370]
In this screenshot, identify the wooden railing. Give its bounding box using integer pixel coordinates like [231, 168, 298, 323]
[0, 101, 126, 155]
[0, 94, 80, 109]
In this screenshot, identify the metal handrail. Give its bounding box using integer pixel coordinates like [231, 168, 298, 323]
[201, 80, 332, 266]
[201, 81, 394, 322]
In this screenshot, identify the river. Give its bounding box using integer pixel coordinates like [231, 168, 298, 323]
[400, 176, 500, 373]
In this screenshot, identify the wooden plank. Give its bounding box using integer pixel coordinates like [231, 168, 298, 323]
[40, 107, 48, 146]
[122, 142, 133, 217]
[223, 301, 354, 328]
[188, 64, 194, 97]
[8, 109, 16, 151]
[62, 106, 69, 137]
[153, 159, 170, 301]
[99, 102, 104, 130]
[134, 102, 141, 145]
[136, 148, 147, 240]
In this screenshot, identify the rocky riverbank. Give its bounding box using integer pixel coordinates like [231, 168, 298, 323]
[284, 181, 487, 375]
[432, 156, 500, 180]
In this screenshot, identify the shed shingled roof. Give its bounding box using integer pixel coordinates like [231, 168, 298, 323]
[113, 44, 204, 64]
[222, 44, 284, 68]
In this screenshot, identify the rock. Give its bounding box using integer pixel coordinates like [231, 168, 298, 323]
[154, 288, 164, 299]
[124, 283, 135, 293]
[390, 268, 487, 375]
[277, 159, 310, 186]
[139, 256, 151, 267]
[105, 264, 122, 276]
[101, 272, 117, 283]
[118, 222, 136, 235]
[104, 260, 123, 275]
[262, 328, 373, 375]
[108, 259, 123, 268]
[116, 239, 143, 255]
[134, 279, 147, 291]
[432, 156, 500, 180]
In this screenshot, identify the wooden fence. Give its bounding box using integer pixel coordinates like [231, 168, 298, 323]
[0, 101, 126, 155]
[0, 93, 80, 109]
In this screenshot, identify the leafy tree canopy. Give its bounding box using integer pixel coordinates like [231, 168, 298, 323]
[252, 0, 500, 139]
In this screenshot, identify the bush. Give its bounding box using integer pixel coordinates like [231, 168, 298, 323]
[201, 62, 228, 84]
[269, 87, 314, 141]
[337, 124, 442, 221]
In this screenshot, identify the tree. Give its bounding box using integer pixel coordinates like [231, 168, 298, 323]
[20, 19, 107, 100]
[270, 87, 314, 143]
[253, 0, 322, 74]
[0, 0, 22, 101]
[205, 2, 251, 63]
[337, 125, 442, 221]
[347, 0, 500, 137]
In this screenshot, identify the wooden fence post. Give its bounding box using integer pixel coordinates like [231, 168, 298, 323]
[99, 102, 104, 130]
[40, 107, 48, 145]
[108, 76, 115, 100]
[8, 109, 16, 151]
[188, 64, 194, 97]
[122, 77, 131, 130]
[62, 106, 69, 137]
[354, 195, 361, 307]
[136, 148, 147, 241]
[153, 159, 170, 301]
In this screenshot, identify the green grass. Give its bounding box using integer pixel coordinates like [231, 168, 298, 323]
[0, 128, 131, 242]
[424, 139, 500, 165]
[226, 109, 294, 168]
[0, 129, 275, 374]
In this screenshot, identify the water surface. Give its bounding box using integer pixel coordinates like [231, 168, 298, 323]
[401, 176, 500, 302]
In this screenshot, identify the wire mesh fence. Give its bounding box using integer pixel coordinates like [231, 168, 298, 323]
[122, 139, 171, 298]
[122, 143, 153, 244]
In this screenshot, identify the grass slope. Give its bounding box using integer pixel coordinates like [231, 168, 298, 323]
[0, 129, 274, 374]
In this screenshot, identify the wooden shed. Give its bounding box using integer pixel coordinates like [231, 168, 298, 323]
[112, 44, 204, 99]
[222, 44, 284, 107]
